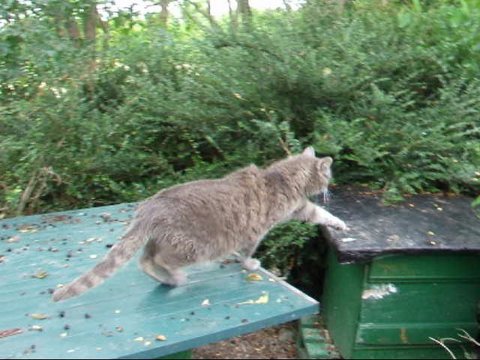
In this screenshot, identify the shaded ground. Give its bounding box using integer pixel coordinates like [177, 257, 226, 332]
[193, 322, 298, 359]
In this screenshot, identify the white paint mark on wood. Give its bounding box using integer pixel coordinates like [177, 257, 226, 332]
[362, 284, 398, 300]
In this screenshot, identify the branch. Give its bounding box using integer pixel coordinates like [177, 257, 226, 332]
[429, 337, 458, 360]
[184, 0, 222, 30]
[278, 138, 292, 156]
[16, 167, 62, 215]
[457, 329, 480, 347]
[17, 171, 39, 215]
[282, 0, 292, 11]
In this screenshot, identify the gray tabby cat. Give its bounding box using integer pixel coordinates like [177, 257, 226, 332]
[52, 147, 347, 302]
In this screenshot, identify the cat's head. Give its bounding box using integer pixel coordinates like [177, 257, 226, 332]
[301, 146, 333, 196]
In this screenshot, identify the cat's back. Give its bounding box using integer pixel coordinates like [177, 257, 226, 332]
[141, 165, 263, 214]
[133, 165, 265, 240]
[172, 165, 260, 201]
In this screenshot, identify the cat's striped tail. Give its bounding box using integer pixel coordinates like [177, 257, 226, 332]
[52, 224, 144, 302]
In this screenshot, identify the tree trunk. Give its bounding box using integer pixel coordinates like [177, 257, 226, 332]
[97, 8, 109, 51]
[66, 17, 81, 46]
[325, 0, 348, 12]
[83, 1, 99, 97]
[84, 3, 97, 44]
[159, 0, 170, 27]
[206, 0, 212, 19]
[227, 0, 238, 32]
[237, 0, 252, 26]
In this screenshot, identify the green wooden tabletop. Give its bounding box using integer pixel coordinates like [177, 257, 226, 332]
[0, 203, 319, 359]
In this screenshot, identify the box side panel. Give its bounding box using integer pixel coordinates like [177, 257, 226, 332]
[322, 249, 366, 358]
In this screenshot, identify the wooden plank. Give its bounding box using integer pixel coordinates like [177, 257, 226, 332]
[356, 322, 480, 345]
[359, 282, 480, 324]
[368, 254, 480, 282]
[0, 204, 319, 359]
[298, 315, 341, 359]
[322, 249, 366, 359]
[351, 346, 469, 360]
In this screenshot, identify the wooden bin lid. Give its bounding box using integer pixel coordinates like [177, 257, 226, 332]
[324, 186, 480, 263]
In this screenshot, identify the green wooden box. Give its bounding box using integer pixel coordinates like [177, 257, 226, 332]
[316, 187, 480, 359]
[323, 250, 480, 359]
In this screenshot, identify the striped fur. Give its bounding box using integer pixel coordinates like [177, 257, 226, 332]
[52, 146, 347, 302]
[52, 225, 143, 302]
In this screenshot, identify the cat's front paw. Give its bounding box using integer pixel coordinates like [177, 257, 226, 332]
[329, 218, 348, 231]
[242, 258, 261, 271]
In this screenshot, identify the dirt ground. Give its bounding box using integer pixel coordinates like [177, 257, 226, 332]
[193, 322, 298, 359]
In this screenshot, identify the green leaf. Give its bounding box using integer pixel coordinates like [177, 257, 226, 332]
[472, 197, 480, 208]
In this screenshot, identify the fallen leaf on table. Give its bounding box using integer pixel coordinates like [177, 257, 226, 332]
[7, 235, 20, 243]
[31, 313, 48, 320]
[32, 270, 48, 279]
[18, 225, 38, 233]
[254, 292, 269, 304]
[246, 273, 263, 282]
[156, 335, 167, 341]
[0, 328, 23, 338]
[238, 292, 269, 305]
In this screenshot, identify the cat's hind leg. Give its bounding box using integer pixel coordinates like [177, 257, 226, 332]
[139, 256, 187, 286]
[139, 241, 187, 286]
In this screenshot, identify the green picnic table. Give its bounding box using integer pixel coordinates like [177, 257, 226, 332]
[0, 203, 319, 359]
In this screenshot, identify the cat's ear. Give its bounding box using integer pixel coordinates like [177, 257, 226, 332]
[321, 156, 333, 167]
[319, 157, 333, 173]
[302, 146, 316, 158]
